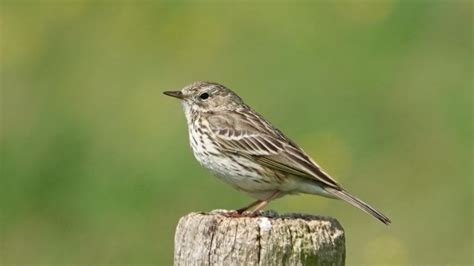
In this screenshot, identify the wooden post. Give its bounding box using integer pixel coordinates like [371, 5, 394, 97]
[174, 210, 345, 266]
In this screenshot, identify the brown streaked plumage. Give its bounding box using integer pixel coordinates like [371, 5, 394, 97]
[164, 81, 391, 225]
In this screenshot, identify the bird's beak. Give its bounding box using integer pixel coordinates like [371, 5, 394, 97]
[163, 90, 184, 99]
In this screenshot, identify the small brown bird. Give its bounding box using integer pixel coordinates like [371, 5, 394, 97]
[164, 81, 391, 225]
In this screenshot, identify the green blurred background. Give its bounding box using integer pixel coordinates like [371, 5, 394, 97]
[1, 1, 472, 265]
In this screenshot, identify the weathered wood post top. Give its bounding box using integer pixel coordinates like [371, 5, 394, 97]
[174, 210, 345, 266]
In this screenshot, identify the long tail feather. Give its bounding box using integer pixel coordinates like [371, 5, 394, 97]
[325, 187, 391, 225]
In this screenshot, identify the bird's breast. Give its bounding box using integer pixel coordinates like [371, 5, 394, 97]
[187, 123, 279, 193]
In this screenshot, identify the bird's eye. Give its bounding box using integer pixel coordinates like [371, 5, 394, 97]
[199, 93, 209, 100]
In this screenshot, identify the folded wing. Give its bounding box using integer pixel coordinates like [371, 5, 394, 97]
[206, 110, 342, 189]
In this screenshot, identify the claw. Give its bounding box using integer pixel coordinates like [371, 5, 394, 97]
[222, 210, 261, 218]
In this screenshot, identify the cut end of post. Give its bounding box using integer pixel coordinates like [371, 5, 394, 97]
[174, 210, 345, 266]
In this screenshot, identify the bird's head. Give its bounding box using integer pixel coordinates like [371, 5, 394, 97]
[164, 81, 244, 113]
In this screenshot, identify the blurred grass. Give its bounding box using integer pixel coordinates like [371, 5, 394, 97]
[0, 1, 472, 265]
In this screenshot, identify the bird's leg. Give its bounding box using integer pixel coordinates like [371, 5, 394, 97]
[249, 191, 282, 214]
[225, 191, 282, 218]
[236, 200, 262, 214]
[221, 200, 262, 218]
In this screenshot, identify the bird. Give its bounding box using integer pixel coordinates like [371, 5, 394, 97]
[164, 81, 391, 225]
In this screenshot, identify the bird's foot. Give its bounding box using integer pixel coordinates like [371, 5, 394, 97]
[222, 210, 261, 218]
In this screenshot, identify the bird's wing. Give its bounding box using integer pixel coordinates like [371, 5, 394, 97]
[206, 110, 341, 189]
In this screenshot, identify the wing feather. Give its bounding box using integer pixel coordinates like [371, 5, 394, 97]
[206, 110, 341, 189]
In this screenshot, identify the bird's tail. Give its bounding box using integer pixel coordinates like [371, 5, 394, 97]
[325, 187, 391, 225]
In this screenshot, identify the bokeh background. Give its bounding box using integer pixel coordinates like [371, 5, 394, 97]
[1, 1, 472, 265]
